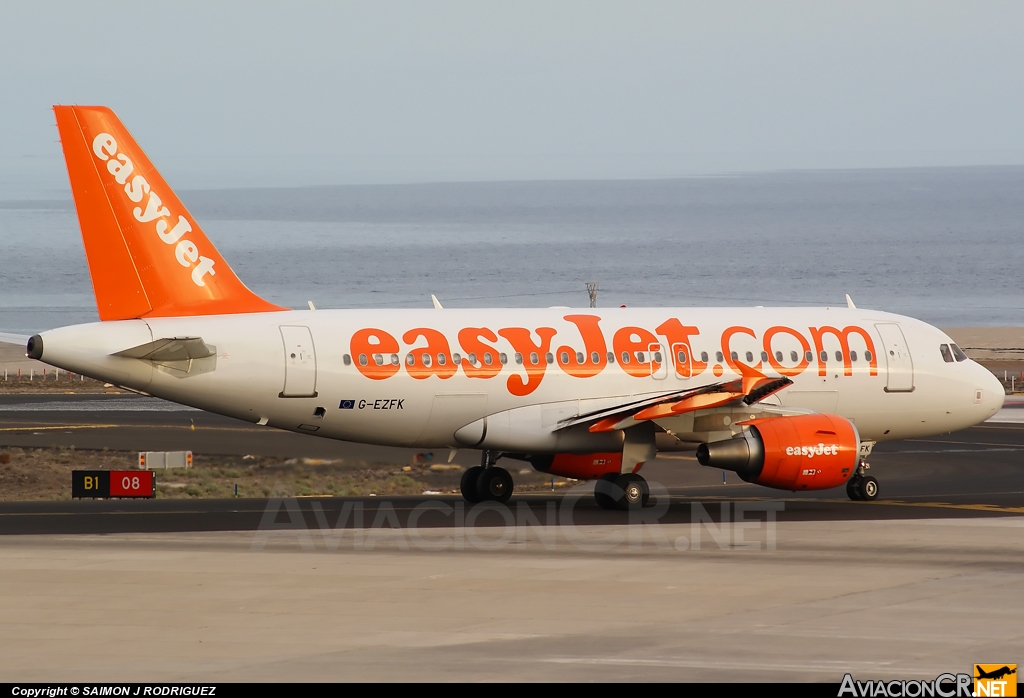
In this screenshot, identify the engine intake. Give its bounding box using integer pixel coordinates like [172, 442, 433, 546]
[26, 334, 43, 360]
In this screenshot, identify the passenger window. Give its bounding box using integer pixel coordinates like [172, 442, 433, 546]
[576, 351, 584, 363]
[716, 352, 724, 363]
[530, 352, 539, 364]
[761, 351, 769, 362]
[484, 352, 493, 365]
[591, 351, 600, 364]
[390, 354, 399, 366]
[453, 352, 462, 364]
[939, 345, 953, 363]
[677, 350, 687, 363]
[560, 351, 569, 364]
[745, 351, 754, 363]
[546, 352, 554, 363]
[701, 352, 709, 362]
[343, 354, 352, 366]
[359, 354, 368, 366]
[951, 344, 968, 362]
[835, 351, 842, 362]
[500, 353, 508, 364]
[850, 351, 858, 362]
[790, 351, 797, 362]
[654, 351, 662, 363]
[621, 352, 630, 364]
[406, 354, 415, 366]
[819, 351, 828, 362]
[805, 351, 813, 362]
[637, 352, 646, 363]
[422, 353, 432, 367]
[730, 351, 738, 362]
[373, 354, 383, 366]
[437, 354, 446, 366]
[515, 353, 523, 364]
[607, 352, 616, 364]
[468, 352, 477, 365]
[864, 350, 873, 362]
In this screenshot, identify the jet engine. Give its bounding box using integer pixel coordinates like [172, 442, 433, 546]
[525, 452, 623, 479]
[696, 414, 860, 491]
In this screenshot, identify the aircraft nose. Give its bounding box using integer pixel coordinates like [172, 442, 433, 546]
[979, 366, 1005, 418]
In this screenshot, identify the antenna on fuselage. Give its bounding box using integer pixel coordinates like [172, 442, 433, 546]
[586, 282, 599, 308]
[846, 294, 856, 309]
[431, 294, 444, 310]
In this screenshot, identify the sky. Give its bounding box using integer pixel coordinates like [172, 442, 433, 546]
[2, 1, 1024, 192]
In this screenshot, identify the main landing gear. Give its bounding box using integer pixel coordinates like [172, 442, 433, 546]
[594, 472, 650, 511]
[460, 450, 513, 504]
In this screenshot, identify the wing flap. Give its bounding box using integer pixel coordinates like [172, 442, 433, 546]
[566, 374, 794, 434]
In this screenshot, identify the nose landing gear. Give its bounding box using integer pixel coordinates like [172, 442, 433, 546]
[846, 444, 879, 501]
[846, 472, 879, 501]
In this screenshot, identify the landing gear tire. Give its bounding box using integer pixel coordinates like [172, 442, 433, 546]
[847, 475, 879, 502]
[476, 466, 513, 504]
[846, 476, 863, 501]
[594, 473, 621, 510]
[461, 466, 484, 503]
[594, 473, 649, 510]
[859, 476, 879, 501]
[617, 473, 649, 510]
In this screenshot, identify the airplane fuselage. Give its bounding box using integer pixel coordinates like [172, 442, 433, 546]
[33, 306, 1004, 452]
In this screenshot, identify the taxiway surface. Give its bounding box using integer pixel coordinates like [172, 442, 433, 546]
[0, 393, 1022, 682]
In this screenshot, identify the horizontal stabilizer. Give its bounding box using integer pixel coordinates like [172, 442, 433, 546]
[0, 332, 30, 346]
[114, 337, 215, 362]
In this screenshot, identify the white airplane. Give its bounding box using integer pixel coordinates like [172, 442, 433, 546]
[7, 106, 1005, 509]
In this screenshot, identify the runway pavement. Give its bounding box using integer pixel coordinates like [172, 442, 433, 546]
[0, 393, 1023, 533]
[1, 393, 1023, 681]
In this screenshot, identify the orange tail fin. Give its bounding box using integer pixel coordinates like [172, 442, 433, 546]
[54, 105, 286, 320]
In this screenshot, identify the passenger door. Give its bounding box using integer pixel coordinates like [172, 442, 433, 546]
[279, 326, 318, 397]
[875, 323, 914, 392]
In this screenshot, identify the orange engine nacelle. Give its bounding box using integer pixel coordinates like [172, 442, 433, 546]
[696, 414, 860, 491]
[529, 452, 623, 479]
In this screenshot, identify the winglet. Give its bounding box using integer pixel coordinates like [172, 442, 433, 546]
[53, 106, 286, 320]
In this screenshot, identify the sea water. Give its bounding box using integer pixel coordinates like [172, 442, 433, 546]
[1, 167, 1022, 334]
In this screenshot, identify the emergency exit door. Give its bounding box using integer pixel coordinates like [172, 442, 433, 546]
[280, 326, 318, 397]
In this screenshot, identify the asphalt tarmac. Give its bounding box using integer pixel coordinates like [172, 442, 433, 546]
[2, 393, 1023, 681]
[0, 393, 1022, 534]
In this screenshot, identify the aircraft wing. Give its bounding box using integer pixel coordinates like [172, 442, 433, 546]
[555, 368, 793, 434]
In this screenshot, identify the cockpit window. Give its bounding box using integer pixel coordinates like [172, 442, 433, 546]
[939, 344, 954, 363]
[951, 344, 969, 362]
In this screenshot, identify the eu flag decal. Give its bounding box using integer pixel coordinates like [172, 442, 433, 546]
[339, 399, 355, 410]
